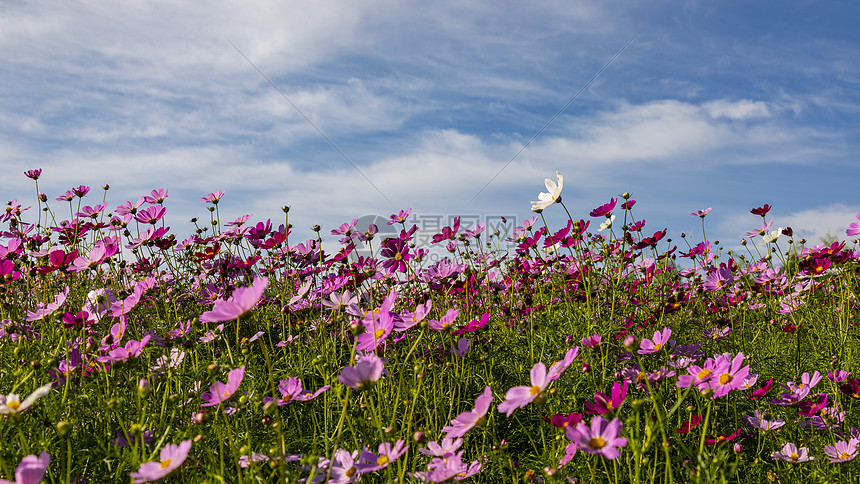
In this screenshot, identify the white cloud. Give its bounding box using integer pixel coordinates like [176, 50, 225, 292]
[703, 99, 771, 120]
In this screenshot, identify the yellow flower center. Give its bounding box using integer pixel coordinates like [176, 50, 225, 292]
[719, 373, 732, 385]
[589, 437, 606, 449]
[374, 328, 385, 339]
[345, 467, 356, 477]
[790, 453, 799, 462]
[697, 369, 712, 380]
[637, 372, 646, 383]
[529, 385, 541, 396]
[223, 391, 230, 397]
[6, 400, 20, 410]
[377, 455, 389, 466]
[841, 452, 850, 460]
[160, 459, 171, 469]
[652, 343, 662, 351]
[394, 253, 403, 261]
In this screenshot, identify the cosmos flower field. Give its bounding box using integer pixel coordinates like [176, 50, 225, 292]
[1, 170, 860, 483]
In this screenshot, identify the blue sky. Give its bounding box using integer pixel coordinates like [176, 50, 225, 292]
[2, 1, 859, 255]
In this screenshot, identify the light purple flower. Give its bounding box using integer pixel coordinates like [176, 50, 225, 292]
[824, 439, 859, 463]
[742, 410, 785, 431]
[338, 354, 384, 391]
[328, 449, 360, 484]
[0, 451, 49, 484]
[129, 440, 192, 482]
[771, 442, 814, 463]
[566, 416, 627, 460]
[201, 366, 245, 407]
[453, 338, 470, 357]
[263, 378, 329, 406]
[356, 440, 409, 472]
[199, 277, 267, 323]
[442, 386, 493, 438]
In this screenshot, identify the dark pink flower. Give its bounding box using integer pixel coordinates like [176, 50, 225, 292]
[590, 198, 617, 218]
[24, 169, 42, 180]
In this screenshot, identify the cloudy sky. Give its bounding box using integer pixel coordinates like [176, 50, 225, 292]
[2, 1, 858, 255]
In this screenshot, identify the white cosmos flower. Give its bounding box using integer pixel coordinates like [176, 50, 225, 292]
[760, 228, 782, 245]
[530, 172, 563, 212]
[598, 215, 616, 232]
[0, 383, 53, 414]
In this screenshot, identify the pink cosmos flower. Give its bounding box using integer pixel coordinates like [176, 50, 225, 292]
[263, 378, 329, 406]
[547, 347, 580, 381]
[691, 207, 712, 218]
[771, 443, 814, 463]
[581, 334, 601, 348]
[356, 309, 395, 353]
[442, 386, 493, 438]
[708, 353, 751, 398]
[846, 212, 860, 237]
[497, 362, 551, 417]
[0, 451, 49, 484]
[199, 277, 267, 323]
[387, 209, 412, 225]
[338, 354, 384, 391]
[566, 416, 627, 460]
[427, 308, 459, 332]
[129, 440, 192, 483]
[96, 336, 151, 363]
[201, 190, 225, 204]
[638, 328, 671, 354]
[25, 287, 69, 321]
[144, 188, 168, 204]
[201, 366, 245, 407]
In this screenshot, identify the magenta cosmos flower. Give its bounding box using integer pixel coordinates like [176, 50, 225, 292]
[129, 440, 192, 483]
[0, 451, 49, 484]
[442, 386, 493, 438]
[566, 416, 627, 460]
[338, 354, 384, 391]
[498, 362, 552, 417]
[201, 366, 245, 407]
[584, 380, 628, 415]
[199, 277, 267, 323]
